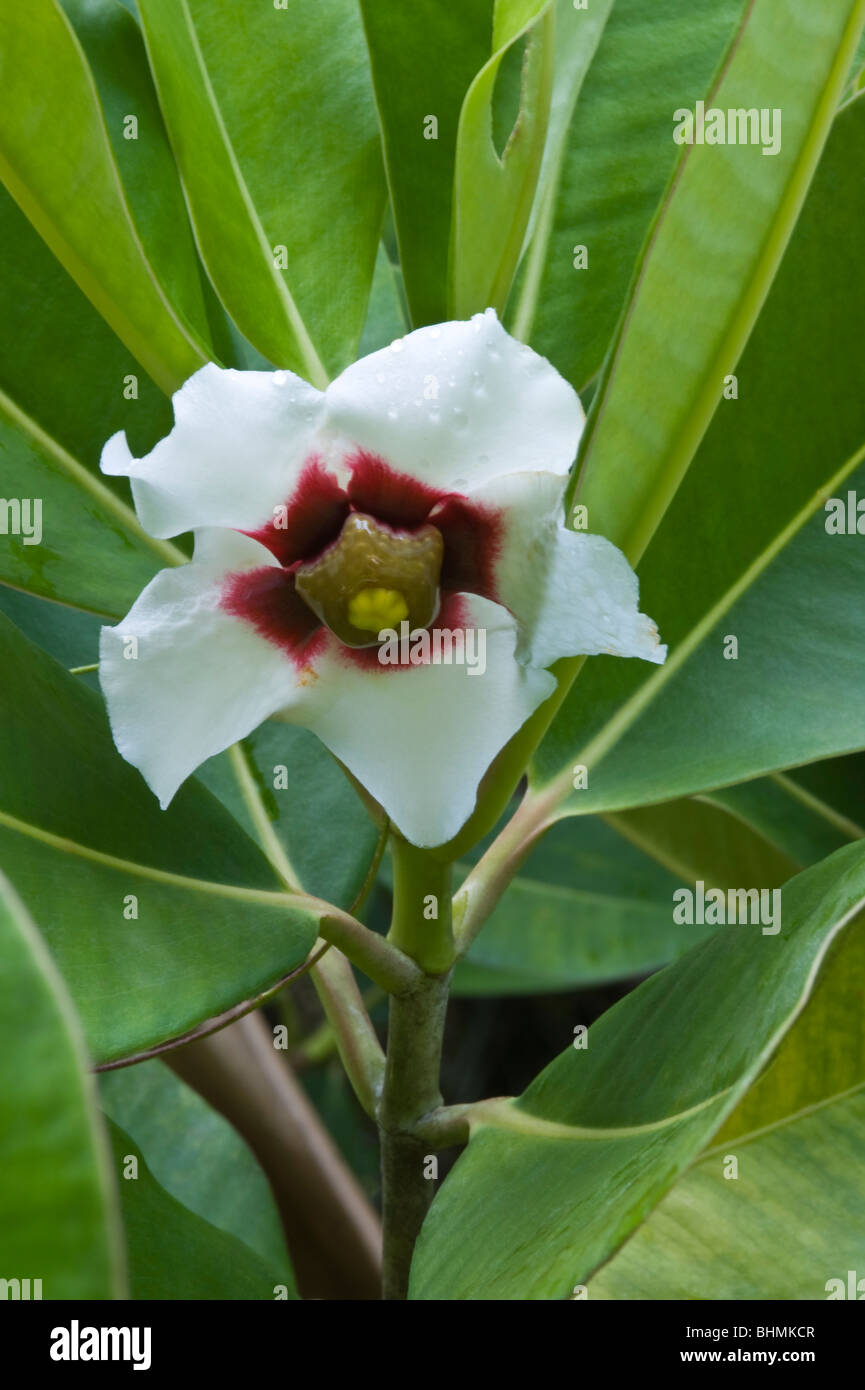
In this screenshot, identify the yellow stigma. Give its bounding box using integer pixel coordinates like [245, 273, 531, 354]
[347, 586, 409, 633]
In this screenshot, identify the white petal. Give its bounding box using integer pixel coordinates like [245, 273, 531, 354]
[290, 594, 556, 847]
[323, 309, 584, 493]
[99, 534, 298, 808]
[463, 471, 667, 668]
[102, 363, 326, 538]
[526, 528, 667, 667]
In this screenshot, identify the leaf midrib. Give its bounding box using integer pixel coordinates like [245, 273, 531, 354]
[701, 1078, 865, 1158]
[0, 804, 313, 911]
[0, 384, 184, 571]
[571, 4, 865, 567]
[150, 0, 328, 389]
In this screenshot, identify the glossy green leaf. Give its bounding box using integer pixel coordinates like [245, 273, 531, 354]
[359, 0, 493, 325]
[198, 723, 381, 912]
[105, 1120, 291, 1299]
[0, 872, 123, 1299]
[454, 815, 687, 995]
[534, 94, 865, 820]
[450, 0, 554, 317]
[570, 0, 865, 563]
[137, 0, 385, 382]
[100, 1060, 295, 1287]
[0, 612, 320, 1063]
[455, 789, 800, 995]
[0, 0, 212, 392]
[410, 839, 865, 1299]
[510, 0, 743, 383]
[705, 757, 865, 868]
[358, 244, 409, 357]
[589, 911, 865, 1298]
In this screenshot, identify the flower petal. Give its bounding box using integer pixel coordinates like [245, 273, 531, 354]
[290, 594, 556, 847]
[457, 471, 667, 668]
[99, 532, 302, 808]
[102, 540, 555, 846]
[102, 363, 326, 537]
[323, 309, 584, 494]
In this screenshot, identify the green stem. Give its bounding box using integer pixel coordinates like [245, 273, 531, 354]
[309, 947, 385, 1119]
[378, 971, 451, 1300]
[378, 836, 455, 1299]
[388, 836, 454, 974]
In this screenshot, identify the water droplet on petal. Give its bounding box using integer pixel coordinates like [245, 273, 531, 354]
[387, 406, 399, 421]
[430, 327, 441, 340]
[390, 339, 404, 354]
[274, 370, 287, 385]
[376, 372, 386, 385]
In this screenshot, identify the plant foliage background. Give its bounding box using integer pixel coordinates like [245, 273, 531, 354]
[1, 0, 865, 1301]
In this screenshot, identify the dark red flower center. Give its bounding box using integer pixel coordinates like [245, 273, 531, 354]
[221, 450, 502, 668]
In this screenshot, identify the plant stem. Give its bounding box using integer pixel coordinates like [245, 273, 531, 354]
[169, 1011, 382, 1300]
[378, 971, 451, 1300]
[378, 836, 455, 1299]
[309, 946, 385, 1118]
[314, 898, 423, 995]
[388, 836, 455, 974]
[453, 781, 561, 956]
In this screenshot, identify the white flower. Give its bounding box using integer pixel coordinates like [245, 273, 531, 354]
[99, 310, 665, 848]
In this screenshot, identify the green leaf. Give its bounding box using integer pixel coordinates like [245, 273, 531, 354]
[100, 1060, 296, 1287]
[0, 611, 320, 1063]
[534, 93, 865, 819]
[358, 243, 409, 357]
[359, 0, 493, 325]
[0, 586, 102, 675]
[0, 183, 184, 616]
[454, 814, 701, 996]
[570, 0, 865, 563]
[510, 0, 742, 382]
[198, 724, 381, 912]
[541, 459, 865, 818]
[0, 0, 213, 392]
[105, 1119, 291, 1299]
[0, 872, 123, 1299]
[589, 911, 865, 1298]
[454, 796, 797, 995]
[136, 0, 385, 382]
[603, 796, 800, 887]
[0, 586, 382, 915]
[409, 839, 865, 1299]
[450, 0, 555, 317]
[705, 757, 865, 868]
